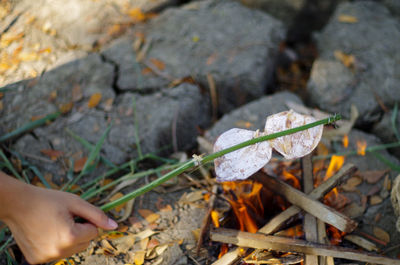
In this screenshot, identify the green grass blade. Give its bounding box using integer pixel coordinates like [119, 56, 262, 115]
[0, 236, 13, 254]
[65, 128, 117, 169]
[64, 122, 113, 191]
[101, 114, 341, 212]
[8, 150, 51, 189]
[5, 249, 17, 265]
[392, 102, 400, 141]
[0, 111, 61, 143]
[0, 150, 23, 181]
[372, 151, 400, 172]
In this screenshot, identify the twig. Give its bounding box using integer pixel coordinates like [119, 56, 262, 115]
[301, 155, 319, 265]
[196, 185, 218, 254]
[211, 228, 400, 265]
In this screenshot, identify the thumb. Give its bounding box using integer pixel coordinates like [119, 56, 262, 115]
[69, 196, 118, 230]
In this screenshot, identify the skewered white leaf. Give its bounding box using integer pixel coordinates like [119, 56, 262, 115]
[265, 110, 323, 159]
[213, 128, 272, 182]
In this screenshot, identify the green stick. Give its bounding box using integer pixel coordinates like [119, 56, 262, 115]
[0, 111, 61, 143]
[101, 114, 341, 212]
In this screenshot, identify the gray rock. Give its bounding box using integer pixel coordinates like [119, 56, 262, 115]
[383, 0, 400, 19]
[236, 0, 306, 26]
[307, 1, 400, 125]
[109, 83, 211, 157]
[12, 83, 210, 181]
[104, 0, 286, 113]
[372, 109, 400, 159]
[205, 91, 303, 142]
[0, 54, 115, 134]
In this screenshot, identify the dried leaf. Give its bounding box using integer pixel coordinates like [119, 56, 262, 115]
[206, 53, 217, 65]
[138, 209, 160, 224]
[74, 157, 87, 173]
[87, 93, 102, 108]
[104, 98, 114, 111]
[100, 239, 118, 255]
[334, 50, 355, 68]
[72, 84, 83, 102]
[18, 51, 39, 61]
[40, 149, 64, 161]
[341, 176, 362, 192]
[235, 120, 254, 129]
[140, 237, 149, 250]
[59, 102, 74, 114]
[134, 250, 146, 265]
[149, 58, 165, 71]
[361, 170, 388, 184]
[370, 195, 383, 205]
[179, 190, 203, 203]
[338, 15, 358, 23]
[147, 238, 159, 249]
[127, 8, 146, 22]
[265, 110, 323, 159]
[109, 192, 126, 213]
[373, 227, 390, 244]
[214, 128, 272, 182]
[141, 67, 153, 75]
[0, 100, 3, 112]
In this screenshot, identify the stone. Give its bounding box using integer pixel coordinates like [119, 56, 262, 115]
[372, 110, 400, 159]
[307, 1, 400, 125]
[0, 0, 178, 87]
[109, 83, 211, 158]
[0, 54, 115, 134]
[383, 0, 400, 19]
[205, 91, 303, 142]
[12, 83, 210, 181]
[103, 0, 286, 113]
[236, 0, 306, 26]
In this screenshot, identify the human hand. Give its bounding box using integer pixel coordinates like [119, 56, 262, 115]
[0, 178, 117, 264]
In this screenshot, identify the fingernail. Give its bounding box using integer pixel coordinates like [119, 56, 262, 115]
[107, 218, 118, 229]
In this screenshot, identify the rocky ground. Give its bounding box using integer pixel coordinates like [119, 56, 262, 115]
[1, 0, 400, 264]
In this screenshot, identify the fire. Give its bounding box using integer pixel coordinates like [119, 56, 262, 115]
[324, 155, 345, 181]
[327, 225, 345, 245]
[211, 210, 220, 228]
[281, 170, 301, 190]
[357, 140, 367, 156]
[222, 181, 264, 233]
[218, 244, 228, 259]
[342, 135, 349, 148]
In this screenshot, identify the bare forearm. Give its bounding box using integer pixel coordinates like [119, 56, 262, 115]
[0, 171, 30, 222]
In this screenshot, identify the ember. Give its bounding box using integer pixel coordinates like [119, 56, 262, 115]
[357, 139, 367, 156]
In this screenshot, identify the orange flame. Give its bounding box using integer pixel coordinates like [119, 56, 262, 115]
[327, 226, 346, 245]
[211, 210, 220, 228]
[222, 181, 264, 233]
[281, 170, 301, 190]
[218, 244, 229, 259]
[324, 155, 345, 181]
[342, 135, 349, 148]
[357, 140, 367, 156]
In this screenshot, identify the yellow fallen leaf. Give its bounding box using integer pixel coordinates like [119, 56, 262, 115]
[59, 102, 74, 114]
[134, 250, 146, 265]
[334, 50, 355, 68]
[18, 51, 39, 61]
[338, 15, 358, 23]
[149, 58, 165, 71]
[373, 227, 390, 244]
[128, 8, 146, 22]
[72, 84, 83, 102]
[109, 192, 126, 213]
[88, 92, 102, 108]
[370, 195, 383, 205]
[138, 209, 160, 224]
[54, 259, 75, 265]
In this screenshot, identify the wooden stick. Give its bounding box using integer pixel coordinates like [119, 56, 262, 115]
[197, 185, 218, 255]
[213, 164, 356, 265]
[255, 172, 357, 233]
[301, 155, 319, 265]
[259, 163, 356, 234]
[211, 228, 400, 265]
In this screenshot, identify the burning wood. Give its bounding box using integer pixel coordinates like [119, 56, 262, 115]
[254, 172, 358, 233]
[213, 164, 356, 265]
[211, 228, 400, 265]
